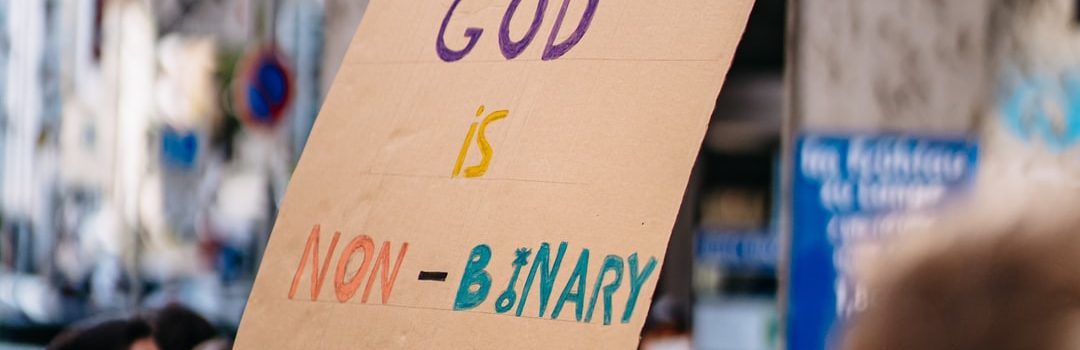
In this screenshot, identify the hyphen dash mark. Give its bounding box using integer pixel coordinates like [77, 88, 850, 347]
[418, 271, 449, 282]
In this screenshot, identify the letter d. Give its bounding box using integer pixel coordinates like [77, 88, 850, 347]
[542, 0, 600, 60]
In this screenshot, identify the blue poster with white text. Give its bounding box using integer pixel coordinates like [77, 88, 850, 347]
[787, 134, 979, 350]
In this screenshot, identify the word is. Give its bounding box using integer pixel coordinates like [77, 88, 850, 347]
[437, 0, 600, 62]
[452, 105, 508, 178]
[453, 242, 657, 326]
[288, 225, 409, 305]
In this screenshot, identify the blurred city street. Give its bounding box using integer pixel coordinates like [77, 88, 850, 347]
[0, 0, 368, 347]
[5, 0, 1080, 349]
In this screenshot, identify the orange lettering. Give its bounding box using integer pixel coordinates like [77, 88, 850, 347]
[334, 235, 374, 303]
[362, 242, 410, 304]
[288, 225, 342, 300]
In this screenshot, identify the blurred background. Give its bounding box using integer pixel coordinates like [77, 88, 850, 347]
[1, 0, 1076, 349]
[0, 0, 368, 347]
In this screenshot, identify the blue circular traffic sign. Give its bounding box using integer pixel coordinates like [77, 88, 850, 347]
[236, 48, 294, 129]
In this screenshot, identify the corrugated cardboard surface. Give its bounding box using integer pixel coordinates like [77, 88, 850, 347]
[236, 0, 753, 348]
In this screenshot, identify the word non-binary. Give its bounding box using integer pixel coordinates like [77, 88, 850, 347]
[454, 242, 657, 326]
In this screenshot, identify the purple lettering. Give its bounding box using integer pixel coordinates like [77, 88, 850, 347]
[542, 0, 599, 61]
[437, 0, 484, 62]
[499, 0, 549, 59]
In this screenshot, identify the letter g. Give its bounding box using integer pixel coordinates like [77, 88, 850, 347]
[437, 0, 483, 62]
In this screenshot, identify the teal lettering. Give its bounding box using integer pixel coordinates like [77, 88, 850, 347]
[585, 255, 624, 325]
[552, 249, 590, 321]
[454, 244, 493, 310]
[621, 254, 657, 323]
[495, 248, 532, 313]
[516, 242, 568, 317]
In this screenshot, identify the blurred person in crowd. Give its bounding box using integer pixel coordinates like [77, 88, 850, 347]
[47, 304, 227, 350]
[147, 304, 226, 350]
[47, 318, 157, 350]
[842, 215, 1080, 350]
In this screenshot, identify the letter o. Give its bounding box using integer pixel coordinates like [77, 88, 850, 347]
[499, 0, 548, 59]
[334, 235, 375, 303]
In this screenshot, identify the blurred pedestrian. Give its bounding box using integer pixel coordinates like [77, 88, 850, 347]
[47, 304, 228, 350]
[842, 226, 1080, 350]
[47, 318, 157, 350]
[146, 304, 222, 350]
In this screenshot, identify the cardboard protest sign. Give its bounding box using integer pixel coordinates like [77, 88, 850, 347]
[235, 0, 753, 348]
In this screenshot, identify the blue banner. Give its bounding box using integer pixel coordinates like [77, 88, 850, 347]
[696, 230, 777, 272]
[787, 134, 978, 350]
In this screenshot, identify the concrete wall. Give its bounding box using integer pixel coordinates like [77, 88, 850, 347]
[791, 0, 991, 133]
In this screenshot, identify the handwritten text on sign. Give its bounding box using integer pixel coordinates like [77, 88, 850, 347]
[437, 0, 600, 61]
[454, 243, 657, 325]
[286, 224, 657, 326]
[272, 0, 660, 326]
[453, 105, 509, 178]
